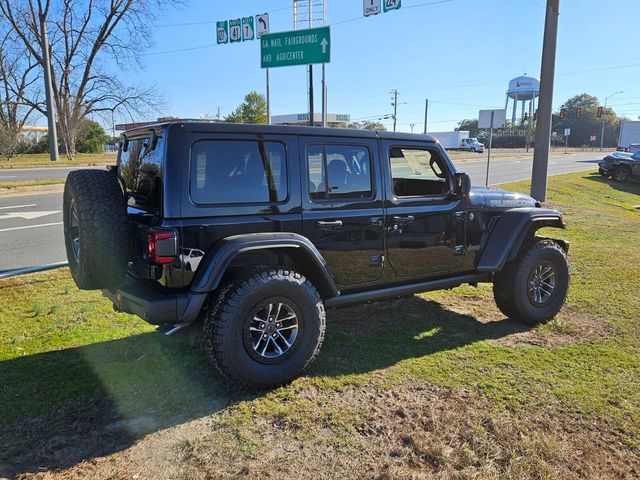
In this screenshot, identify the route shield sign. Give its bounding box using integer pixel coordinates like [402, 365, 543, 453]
[242, 16, 254, 41]
[261, 26, 331, 68]
[216, 21, 228, 44]
[256, 13, 269, 38]
[383, 0, 401, 12]
[229, 19, 241, 43]
[364, 0, 381, 16]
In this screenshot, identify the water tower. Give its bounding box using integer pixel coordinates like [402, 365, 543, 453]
[505, 75, 540, 125]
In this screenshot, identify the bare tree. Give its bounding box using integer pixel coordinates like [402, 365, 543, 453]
[0, 0, 179, 158]
[0, 30, 40, 159]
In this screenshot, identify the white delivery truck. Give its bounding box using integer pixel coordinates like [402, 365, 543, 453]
[428, 131, 485, 153]
[618, 121, 640, 152]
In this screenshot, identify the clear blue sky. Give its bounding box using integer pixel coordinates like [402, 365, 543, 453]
[119, 0, 640, 132]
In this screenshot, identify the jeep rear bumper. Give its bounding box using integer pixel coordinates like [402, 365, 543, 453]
[103, 283, 207, 325]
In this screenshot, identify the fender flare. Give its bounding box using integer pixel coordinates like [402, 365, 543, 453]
[476, 207, 566, 272]
[190, 232, 339, 297]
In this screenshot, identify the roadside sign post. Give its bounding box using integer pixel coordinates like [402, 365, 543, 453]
[479, 109, 507, 186]
[260, 26, 331, 68]
[256, 14, 270, 124]
[216, 21, 228, 44]
[242, 17, 254, 41]
[383, 0, 401, 12]
[364, 0, 382, 16]
[229, 19, 241, 43]
[564, 128, 570, 153]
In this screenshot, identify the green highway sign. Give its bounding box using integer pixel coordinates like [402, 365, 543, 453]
[383, 0, 401, 12]
[229, 19, 241, 43]
[216, 21, 228, 44]
[242, 16, 254, 41]
[261, 26, 331, 69]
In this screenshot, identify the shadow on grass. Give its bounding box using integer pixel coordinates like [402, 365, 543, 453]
[583, 172, 640, 195]
[0, 296, 526, 477]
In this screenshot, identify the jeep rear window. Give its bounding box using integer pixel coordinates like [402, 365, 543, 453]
[190, 140, 287, 205]
[118, 133, 164, 211]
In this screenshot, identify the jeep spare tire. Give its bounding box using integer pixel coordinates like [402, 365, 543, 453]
[63, 169, 128, 290]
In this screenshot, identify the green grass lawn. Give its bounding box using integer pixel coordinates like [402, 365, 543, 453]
[0, 152, 116, 168]
[1, 171, 639, 479]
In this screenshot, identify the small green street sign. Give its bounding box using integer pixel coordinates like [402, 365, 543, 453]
[229, 19, 241, 43]
[216, 21, 228, 44]
[383, 0, 401, 12]
[242, 16, 254, 41]
[261, 26, 331, 69]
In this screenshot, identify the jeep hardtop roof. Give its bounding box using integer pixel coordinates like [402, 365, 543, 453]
[121, 121, 438, 144]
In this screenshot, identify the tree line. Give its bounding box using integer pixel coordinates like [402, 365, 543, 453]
[456, 93, 626, 148]
[0, 0, 182, 159]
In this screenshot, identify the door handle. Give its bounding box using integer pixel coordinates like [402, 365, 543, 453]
[393, 215, 414, 224]
[316, 220, 343, 229]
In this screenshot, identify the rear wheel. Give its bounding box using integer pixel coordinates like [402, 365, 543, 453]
[63, 170, 128, 290]
[493, 239, 569, 325]
[203, 269, 326, 387]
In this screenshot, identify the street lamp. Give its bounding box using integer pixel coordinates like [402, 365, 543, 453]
[410, 123, 415, 133]
[600, 91, 623, 150]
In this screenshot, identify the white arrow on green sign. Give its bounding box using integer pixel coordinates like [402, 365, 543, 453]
[260, 26, 331, 69]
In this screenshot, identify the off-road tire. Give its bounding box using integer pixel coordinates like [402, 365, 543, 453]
[203, 269, 326, 387]
[493, 239, 569, 325]
[63, 169, 128, 290]
[613, 166, 629, 183]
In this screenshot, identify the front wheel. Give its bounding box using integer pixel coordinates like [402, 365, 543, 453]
[493, 239, 569, 325]
[203, 270, 326, 387]
[613, 167, 629, 183]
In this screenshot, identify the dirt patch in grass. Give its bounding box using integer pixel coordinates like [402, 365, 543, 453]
[18, 380, 638, 480]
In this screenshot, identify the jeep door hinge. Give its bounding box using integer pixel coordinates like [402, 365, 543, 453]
[369, 255, 385, 267]
[454, 211, 467, 221]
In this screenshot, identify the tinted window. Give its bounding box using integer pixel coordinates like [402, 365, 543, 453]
[308, 144, 372, 200]
[389, 147, 450, 197]
[190, 140, 287, 205]
[119, 133, 164, 210]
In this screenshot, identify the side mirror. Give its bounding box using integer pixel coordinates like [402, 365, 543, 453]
[454, 172, 471, 197]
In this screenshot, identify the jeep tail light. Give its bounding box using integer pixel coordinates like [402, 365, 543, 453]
[147, 229, 177, 265]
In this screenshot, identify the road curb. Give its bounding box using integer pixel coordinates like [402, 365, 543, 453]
[0, 261, 68, 279]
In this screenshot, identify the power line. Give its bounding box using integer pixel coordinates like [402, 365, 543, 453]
[143, 0, 456, 56]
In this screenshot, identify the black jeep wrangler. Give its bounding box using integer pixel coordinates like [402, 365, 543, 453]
[63, 122, 569, 387]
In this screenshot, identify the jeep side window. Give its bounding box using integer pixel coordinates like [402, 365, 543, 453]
[190, 140, 287, 205]
[389, 147, 450, 197]
[307, 144, 373, 201]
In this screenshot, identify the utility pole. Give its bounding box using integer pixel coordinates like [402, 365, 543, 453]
[423, 98, 429, 134]
[531, 0, 559, 202]
[391, 89, 399, 132]
[40, 11, 59, 162]
[600, 91, 622, 150]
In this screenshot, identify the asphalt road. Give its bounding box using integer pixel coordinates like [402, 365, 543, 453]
[458, 150, 603, 186]
[0, 192, 64, 273]
[0, 165, 105, 183]
[0, 152, 604, 274]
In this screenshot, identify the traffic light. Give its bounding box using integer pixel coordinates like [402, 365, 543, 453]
[559, 109, 566, 119]
[597, 106, 604, 118]
[576, 107, 582, 119]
